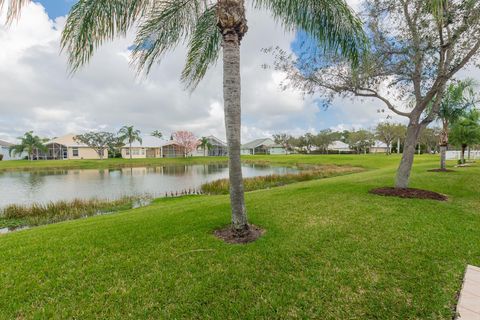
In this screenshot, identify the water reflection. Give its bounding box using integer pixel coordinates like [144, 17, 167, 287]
[0, 164, 298, 207]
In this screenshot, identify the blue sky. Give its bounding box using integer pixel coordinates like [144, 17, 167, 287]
[36, 0, 73, 19]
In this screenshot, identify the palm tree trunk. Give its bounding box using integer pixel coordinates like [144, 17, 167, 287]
[439, 145, 447, 170]
[129, 142, 132, 160]
[218, 0, 249, 234]
[395, 122, 423, 188]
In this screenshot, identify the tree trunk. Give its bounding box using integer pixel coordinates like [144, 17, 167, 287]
[397, 138, 401, 154]
[395, 122, 423, 188]
[218, 0, 249, 234]
[439, 145, 447, 170]
[129, 142, 132, 160]
[461, 144, 467, 164]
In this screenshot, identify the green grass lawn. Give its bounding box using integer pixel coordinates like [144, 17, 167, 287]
[0, 155, 479, 319]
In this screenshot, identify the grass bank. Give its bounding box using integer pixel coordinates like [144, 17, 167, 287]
[201, 164, 363, 194]
[0, 156, 227, 172]
[0, 155, 479, 319]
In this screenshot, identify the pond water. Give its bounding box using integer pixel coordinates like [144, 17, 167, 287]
[0, 164, 298, 208]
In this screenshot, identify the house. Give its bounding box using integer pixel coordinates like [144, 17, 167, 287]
[370, 141, 390, 154]
[38, 134, 108, 160]
[121, 136, 186, 158]
[241, 138, 287, 155]
[195, 135, 228, 156]
[328, 140, 353, 153]
[0, 139, 23, 160]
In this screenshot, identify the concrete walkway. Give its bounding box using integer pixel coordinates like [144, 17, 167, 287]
[456, 265, 480, 320]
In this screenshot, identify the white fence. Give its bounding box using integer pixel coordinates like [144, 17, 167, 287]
[446, 150, 480, 160]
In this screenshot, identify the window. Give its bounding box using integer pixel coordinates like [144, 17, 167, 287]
[72, 148, 79, 157]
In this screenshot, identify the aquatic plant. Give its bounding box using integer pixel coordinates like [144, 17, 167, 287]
[0, 195, 151, 228]
[201, 165, 362, 195]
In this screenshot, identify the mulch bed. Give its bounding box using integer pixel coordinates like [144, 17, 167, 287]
[214, 224, 265, 244]
[427, 168, 455, 172]
[370, 187, 448, 201]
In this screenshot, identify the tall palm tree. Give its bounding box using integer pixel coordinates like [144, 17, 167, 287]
[118, 125, 142, 160]
[9, 131, 47, 161]
[199, 137, 213, 156]
[4, 0, 366, 237]
[436, 80, 476, 170]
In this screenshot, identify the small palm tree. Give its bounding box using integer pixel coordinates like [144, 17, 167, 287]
[9, 131, 47, 161]
[436, 80, 476, 170]
[151, 130, 163, 139]
[450, 109, 480, 164]
[5, 0, 366, 238]
[199, 137, 213, 157]
[118, 125, 142, 160]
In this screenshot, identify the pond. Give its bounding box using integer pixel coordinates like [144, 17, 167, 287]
[0, 164, 298, 208]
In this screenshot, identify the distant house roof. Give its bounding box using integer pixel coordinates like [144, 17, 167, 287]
[373, 140, 388, 148]
[123, 136, 181, 148]
[46, 134, 89, 147]
[329, 140, 351, 150]
[0, 139, 13, 147]
[241, 138, 276, 149]
[205, 135, 227, 147]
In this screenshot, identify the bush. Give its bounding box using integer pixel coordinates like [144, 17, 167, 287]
[0, 154, 3, 161]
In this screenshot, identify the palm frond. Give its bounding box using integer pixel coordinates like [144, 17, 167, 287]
[253, 0, 367, 65]
[429, 0, 448, 24]
[0, 0, 30, 24]
[131, 0, 204, 76]
[181, 5, 221, 90]
[61, 0, 153, 72]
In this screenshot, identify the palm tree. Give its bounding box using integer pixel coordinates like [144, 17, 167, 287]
[450, 109, 480, 164]
[436, 80, 476, 170]
[151, 130, 163, 139]
[118, 125, 142, 160]
[2, 0, 366, 237]
[9, 131, 47, 161]
[199, 137, 213, 156]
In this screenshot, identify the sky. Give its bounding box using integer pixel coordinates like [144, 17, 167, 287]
[0, 0, 476, 143]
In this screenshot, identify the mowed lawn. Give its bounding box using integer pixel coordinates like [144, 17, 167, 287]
[0, 155, 479, 319]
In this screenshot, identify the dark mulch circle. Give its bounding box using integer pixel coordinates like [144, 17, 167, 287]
[427, 168, 455, 172]
[214, 224, 265, 244]
[369, 187, 448, 201]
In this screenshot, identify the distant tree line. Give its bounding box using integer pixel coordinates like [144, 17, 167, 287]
[273, 118, 480, 156]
